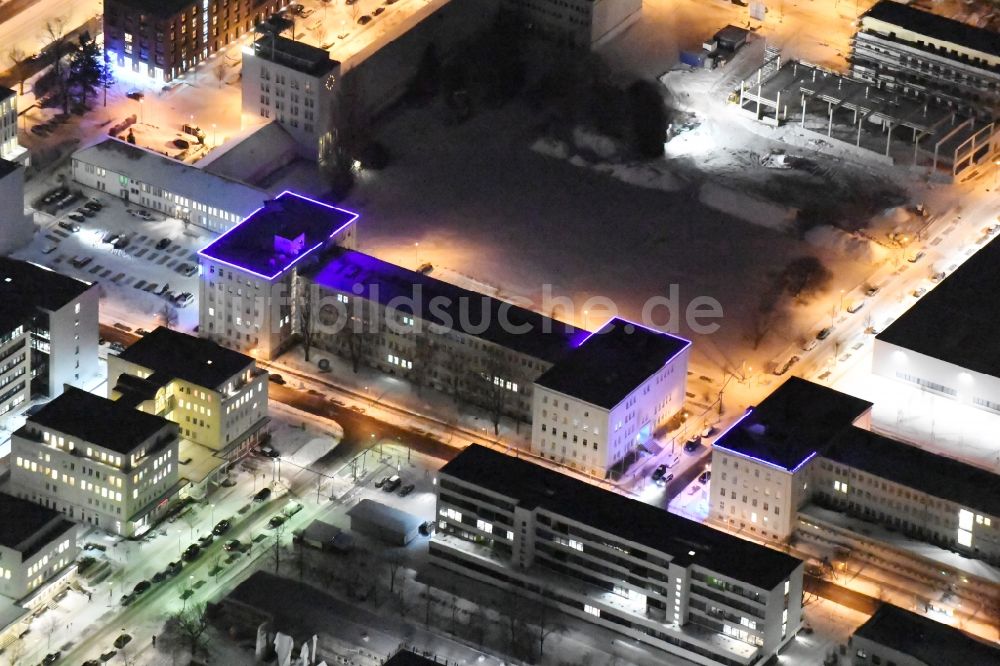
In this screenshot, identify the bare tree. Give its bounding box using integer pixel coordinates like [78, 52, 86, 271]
[213, 62, 227, 88]
[779, 256, 833, 301]
[385, 551, 404, 596]
[272, 521, 286, 574]
[165, 603, 210, 660]
[424, 582, 433, 627]
[41, 18, 71, 114]
[411, 332, 439, 395]
[468, 605, 487, 648]
[347, 0, 363, 24]
[497, 588, 527, 659]
[745, 286, 782, 351]
[532, 588, 564, 659]
[159, 303, 179, 330]
[476, 347, 516, 436]
[7, 47, 30, 95]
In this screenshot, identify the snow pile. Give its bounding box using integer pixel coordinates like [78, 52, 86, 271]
[532, 137, 570, 160]
[698, 182, 798, 231]
[805, 225, 885, 264]
[530, 138, 685, 193]
[572, 126, 622, 160]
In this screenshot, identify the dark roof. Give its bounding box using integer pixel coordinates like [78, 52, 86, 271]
[826, 427, 1000, 518]
[877, 236, 1000, 377]
[309, 249, 587, 364]
[534, 318, 689, 408]
[199, 192, 358, 279]
[253, 35, 339, 76]
[0, 258, 93, 330]
[441, 445, 802, 590]
[0, 158, 18, 179]
[854, 603, 1000, 663]
[106, 0, 196, 19]
[0, 87, 14, 102]
[863, 0, 1000, 58]
[714, 377, 872, 471]
[24, 387, 174, 454]
[118, 327, 254, 388]
[384, 651, 439, 666]
[0, 493, 74, 556]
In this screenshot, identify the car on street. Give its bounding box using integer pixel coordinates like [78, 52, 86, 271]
[152, 570, 167, 583]
[254, 487, 272, 502]
[257, 444, 280, 458]
[224, 539, 243, 552]
[213, 519, 232, 535]
[156, 238, 171, 250]
[398, 483, 415, 497]
[912, 287, 927, 298]
[656, 472, 674, 487]
[268, 373, 286, 385]
[43, 652, 61, 664]
[120, 593, 135, 606]
[816, 327, 833, 340]
[358, 14, 372, 24]
[684, 435, 701, 453]
[167, 561, 182, 576]
[801, 338, 818, 351]
[698, 470, 712, 484]
[929, 271, 946, 283]
[182, 544, 201, 561]
[383, 475, 402, 492]
[651, 464, 667, 481]
[126, 90, 144, 100]
[58, 220, 80, 232]
[373, 6, 385, 15]
[374, 476, 389, 488]
[77, 206, 96, 217]
[83, 660, 101, 666]
[846, 300, 865, 314]
[268, 514, 287, 528]
[687, 483, 701, 495]
[67, 212, 85, 223]
[133, 580, 151, 595]
[114, 634, 132, 649]
[101, 651, 118, 661]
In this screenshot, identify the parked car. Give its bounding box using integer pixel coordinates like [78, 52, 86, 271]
[152, 570, 167, 583]
[67, 212, 85, 223]
[119, 593, 135, 607]
[167, 561, 182, 576]
[773, 355, 799, 376]
[84, 199, 102, 211]
[253, 487, 272, 502]
[656, 472, 674, 487]
[846, 300, 866, 314]
[126, 90, 144, 100]
[71, 255, 92, 269]
[373, 6, 385, 15]
[907, 251, 925, 263]
[701, 425, 714, 438]
[398, 483, 415, 497]
[224, 539, 243, 552]
[864, 285, 880, 297]
[133, 580, 151, 595]
[357, 14, 372, 24]
[76, 206, 96, 217]
[182, 544, 201, 561]
[374, 476, 389, 488]
[257, 444, 280, 458]
[929, 271, 946, 283]
[268, 373, 286, 385]
[41, 243, 57, 254]
[135, 328, 150, 336]
[58, 220, 80, 232]
[114, 634, 132, 649]
[419, 521, 434, 536]
[42, 652, 61, 664]
[683, 436, 701, 453]
[698, 470, 712, 484]
[156, 238, 171, 250]
[816, 327, 833, 340]
[912, 286, 927, 298]
[174, 292, 194, 307]
[383, 475, 402, 492]
[651, 464, 667, 482]
[268, 514, 287, 528]
[213, 519, 232, 535]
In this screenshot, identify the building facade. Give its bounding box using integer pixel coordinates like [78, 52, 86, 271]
[0, 160, 36, 255]
[851, 1, 1000, 117]
[432, 445, 804, 666]
[72, 138, 266, 233]
[103, 0, 280, 83]
[0, 493, 78, 601]
[10, 387, 181, 537]
[502, 0, 641, 48]
[108, 326, 269, 464]
[531, 319, 689, 477]
[240, 35, 339, 159]
[0, 259, 100, 425]
[0, 87, 26, 164]
[198, 191, 358, 359]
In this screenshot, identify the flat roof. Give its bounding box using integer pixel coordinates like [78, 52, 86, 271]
[117, 326, 254, 389]
[106, 0, 194, 20]
[441, 445, 802, 590]
[534, 318, 689, 409]
[347, 499, 422, 535]
[826, 427, 1000, 518]
[714, 377, 872, 471]
[73, 138, 266, 218]
[385, 651, 439, 666]
[23, 387, 174, 454]
[877, 236, 1000, 377]
[309, 248, 586, 364]
[862, 0, 1000, 58]
[253, 35, 340, 76]
[0, 493, 73, 555]
[0, 258, 92, 329]
[854, 603, 1000, 662]
[199, 192, 359, 279]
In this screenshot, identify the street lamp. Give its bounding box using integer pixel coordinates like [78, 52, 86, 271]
[414, 242, 419, 265]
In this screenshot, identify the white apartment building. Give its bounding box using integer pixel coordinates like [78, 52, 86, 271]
[432, 445, 804, 666]
[10, 387, 182, 537]
[503, 0, 641, 48]
[0, 493, 78, 601]
[198, 191, 358, 360]
[0, 87, 27, 164]
[240, 35, 338, 159]
[531, 318, 689, 477]
[0, 259, 100, 426]
[307, 248, 583, 423]
[849, 603, 1000, 666]
[71, 138, 267, 233]
[108, 326, 269, 464]
[710, 377, 1000, 565]
[852, 1, 1000, 116]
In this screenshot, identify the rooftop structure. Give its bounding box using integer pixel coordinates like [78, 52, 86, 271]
[252, 34, 339, 76]
[861, 0, 1000, 59]
[200, 192, 359, 279]
[117, 327, 254, 389]
[713, 377, 872, 471]
[442, 444, 801, 589]
[852, 603, 1000, 664]
[534, 318, 689, 408]
[0, 493, 75, 558]
[309, 248, 585, 364]
[25, 387, 173, 455]
[0, 258, 92, 324]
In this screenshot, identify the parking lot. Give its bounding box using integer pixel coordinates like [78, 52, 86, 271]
[13, 178, 208, 332]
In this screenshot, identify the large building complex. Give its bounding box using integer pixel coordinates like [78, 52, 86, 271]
[710, 377, 1000, 564]
[874, 235, 1000, 413]
[851, 0, 1000, 117]
[531, 318, 689, 476]
[0, 493, 77, 602]
[240, 35, 339, 159]
[10, 387, 182, 537]
[72, 138, 267, 233]
[0, 259, 99, 423]
[502, 0, 642, 49]
[108, 327, 269, 466]
[198, 191, 358, 359]
[103, 0, 280, 83]
[432, 445, 804, 666]
[849, 602, 1000, 666]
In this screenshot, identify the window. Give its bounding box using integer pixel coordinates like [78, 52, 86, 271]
[584, 605, 601, 617]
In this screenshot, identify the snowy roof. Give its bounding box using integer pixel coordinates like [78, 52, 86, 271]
[0, 493, 75, 557]
[198, 122, 300, 186]
[534, 318, 690, 409]
[714, 377, 872, 471]
[72, 138, 267, 217]
[347, 499, 422, 536]
[854, 604, 1000, 663]
[117, 326, 255, 389]
[22, 387, 175, 454]
[862, 0, 1000, 58]
[0, 258, 93, 329]
[441, 445, 803, 590]
[877, 235, 1000, 377]
[309, 248, 586, 364]
[198, 192, 358, 279]
[252, 35, 340, 76]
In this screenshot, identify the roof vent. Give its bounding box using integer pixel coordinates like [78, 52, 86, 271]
[748, 423, 766, 436]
